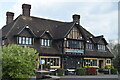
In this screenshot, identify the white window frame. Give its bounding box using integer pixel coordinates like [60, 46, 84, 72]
[2, 40, 5, 46]
[41, 39, 51, 47]
[18, 37, 33, 45]
[98, 44, 105, 51]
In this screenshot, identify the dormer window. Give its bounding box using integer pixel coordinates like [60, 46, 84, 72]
[2, 40, 5, 46]
[98, 44, 105, 51]
[18, 37, 33, 45]
[86, 43, 93, 50]
[41, 39, 51, 47]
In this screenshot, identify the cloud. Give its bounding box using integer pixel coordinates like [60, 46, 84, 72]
[0, 0, 118, 41]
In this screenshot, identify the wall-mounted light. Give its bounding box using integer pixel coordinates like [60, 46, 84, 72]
[26, 25, 29, 28]
[64, 38, 67, 40]
[46, 30, 49, 33]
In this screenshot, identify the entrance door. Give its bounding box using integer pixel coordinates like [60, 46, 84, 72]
[63, 56, 82, 69]
[99, 60, 104, 68]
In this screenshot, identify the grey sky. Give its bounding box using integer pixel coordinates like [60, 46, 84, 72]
[0, 0, 119, 41]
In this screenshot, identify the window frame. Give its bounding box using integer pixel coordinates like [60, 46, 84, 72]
[40, 38, 51, 47]
[84, 59, 97, 66]
[18, 36, 33, 45]
[106, 60, 111, 64]
[40, 58, 60, 66]
[86, 43, 93, 50]
[66, 40, 83, 49]
[98, 44, 106, 51]
[2, 40, 5, 46]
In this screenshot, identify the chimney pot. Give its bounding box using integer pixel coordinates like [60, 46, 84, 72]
[6, 12, 14, 24]
[22, 4, 31, 16]
[72, 14, 80, 24]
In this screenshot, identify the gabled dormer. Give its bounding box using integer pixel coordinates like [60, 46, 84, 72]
[86, 38, 94, 50]
[15, 25, 36, 45]
[92, 35, 107, 51]
[40, 30, 52, 47]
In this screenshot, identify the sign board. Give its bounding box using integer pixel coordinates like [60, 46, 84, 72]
[40, 60, 45, 64]
[64, 49, 84, 53]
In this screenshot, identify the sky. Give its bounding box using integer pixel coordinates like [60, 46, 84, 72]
[0, 0, 119, 42]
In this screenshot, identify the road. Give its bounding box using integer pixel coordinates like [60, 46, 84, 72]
[60, 75, 119, 80]
[31, 75, 120, 80]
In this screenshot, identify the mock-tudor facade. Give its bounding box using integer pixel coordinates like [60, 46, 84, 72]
[2, 4, 114, 69]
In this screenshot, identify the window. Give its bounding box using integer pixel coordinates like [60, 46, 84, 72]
[2, 40, 5, 46]
[98, 44, 105, 51]
[106, 60, 111, 64]
[86, 43, 93, 50]
[18, 37, 33, 45]
[41, 39, 51, 47]
[41, 58, 60, 66]
[66, 40, 83, 49]
[84, 59, 97, 66]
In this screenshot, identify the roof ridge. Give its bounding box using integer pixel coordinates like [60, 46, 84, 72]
[30, 16, 72, 23]
[80, 25, 94, 37]
[94, 35, 103, 38]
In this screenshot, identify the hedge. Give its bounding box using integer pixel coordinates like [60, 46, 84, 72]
[56, 68, 64, 76]
[111, 68, 118, 75]
[76, 68, 86, 75]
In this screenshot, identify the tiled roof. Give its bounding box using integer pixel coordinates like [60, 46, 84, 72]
[2, 15, 113, 58]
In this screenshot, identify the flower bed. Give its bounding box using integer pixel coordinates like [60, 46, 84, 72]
[86, 67, 96, 75]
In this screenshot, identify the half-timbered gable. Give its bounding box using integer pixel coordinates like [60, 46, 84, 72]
[66, 26, 83, 40]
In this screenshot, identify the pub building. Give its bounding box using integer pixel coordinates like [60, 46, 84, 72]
[2, 4, 114, 70]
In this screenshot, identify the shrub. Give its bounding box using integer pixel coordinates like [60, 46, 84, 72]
[111, 68, 118, 75]
[76, 68, 86, 75]
[83, 66, 89, 68]
[43, 64, 50, 70]
[86, 67, 96, 75]
[105, 65, 111, 69]
[105, 65, 114, 69]
[56, 68, 64, 76]
[2, 44, 37, 79]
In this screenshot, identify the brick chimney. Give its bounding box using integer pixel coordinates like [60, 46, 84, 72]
[72, 14, 80, 24]
[6, 12, 14, 24]
[22, 4, 31, 16]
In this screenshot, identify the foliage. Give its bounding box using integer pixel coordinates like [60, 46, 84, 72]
[83, 66, 98, 69]
[2, 44, 38, 79]
[111, 68, 118, 75]
[105, 65, 114, 69]
[86, 67, 96, 75]
[56, 68, 64, 76]
[76, 68, 86, 75]
[83, 66, 89, 68]
[108, 41, 120, 74]
[43, 64, 50, 70]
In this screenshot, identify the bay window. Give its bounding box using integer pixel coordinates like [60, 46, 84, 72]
[66, 40, 83, 49]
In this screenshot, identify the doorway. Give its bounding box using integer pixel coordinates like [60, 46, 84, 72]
[99, 60, 104, 68]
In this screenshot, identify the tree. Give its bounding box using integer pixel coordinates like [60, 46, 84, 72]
[2, 44, 38, 79]
[108, 40, 120, 74]
[108, 40, 118, 58]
